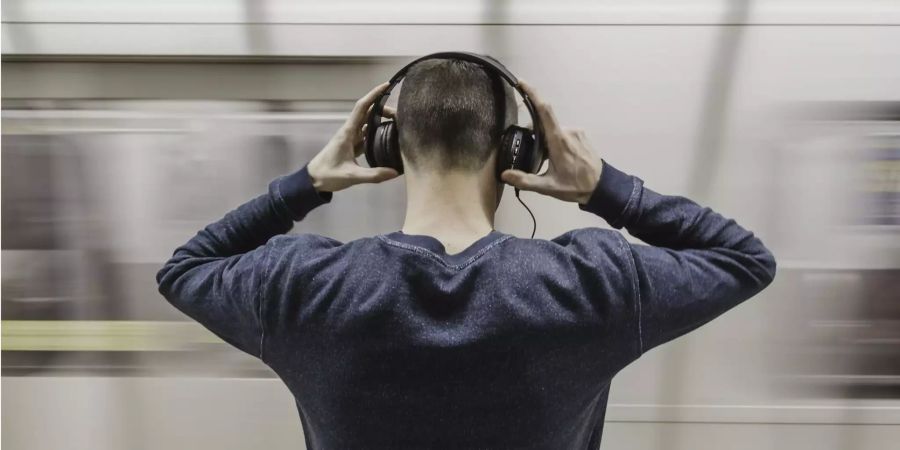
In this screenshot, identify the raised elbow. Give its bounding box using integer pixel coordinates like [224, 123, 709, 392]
[155, 261, 176, 300]
[155, 254, 190, 302]
[754, 244, 777, 289]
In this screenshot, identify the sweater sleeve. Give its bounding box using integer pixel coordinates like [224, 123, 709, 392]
[578, 161, 777, 354]
[155, 164, 331, 359]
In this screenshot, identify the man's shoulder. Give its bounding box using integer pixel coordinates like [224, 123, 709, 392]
[268, 229, 629, 265]
[544, 227, 630, 258]
[466, 228, 627, 263]
[552, 226, 623, 243]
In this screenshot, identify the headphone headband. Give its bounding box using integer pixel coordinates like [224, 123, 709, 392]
[368, 51, 542, 169]
[389, 52, 519, 86]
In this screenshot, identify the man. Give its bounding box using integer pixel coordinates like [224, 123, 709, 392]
[157, 58, 776, 449]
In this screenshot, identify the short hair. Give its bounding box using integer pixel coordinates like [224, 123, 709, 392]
[396, 58, 517, 172]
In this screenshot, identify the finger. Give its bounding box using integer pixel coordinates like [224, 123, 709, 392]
[347, 166, 399, 184]
[500, 169, 553, 194]
[517, 79, 561, 136]
[343, 123, 366, 155]
[353, 123, 370, 157]
[350, 82, 390, 124]
[364, 104, 396, 121]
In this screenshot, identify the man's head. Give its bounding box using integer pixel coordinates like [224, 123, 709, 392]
[395, 59, 518, 173]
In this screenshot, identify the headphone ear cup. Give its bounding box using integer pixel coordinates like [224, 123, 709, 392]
[497, 126, 539, 180]
[515, 129, 537, 173]
[496, 128, 516, 180]
[372, 121, 404, 174]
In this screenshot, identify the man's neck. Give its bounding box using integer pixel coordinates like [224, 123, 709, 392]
[401, 169, 497, 254]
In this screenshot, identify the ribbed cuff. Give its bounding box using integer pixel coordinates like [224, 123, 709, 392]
[578, 160, 635, 227]
[269, 164, 332, 221]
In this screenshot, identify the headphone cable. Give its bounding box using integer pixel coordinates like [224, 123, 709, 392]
[514, 188, 537, 239]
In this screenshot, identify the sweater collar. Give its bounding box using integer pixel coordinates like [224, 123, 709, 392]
[381, 230, 511, 266]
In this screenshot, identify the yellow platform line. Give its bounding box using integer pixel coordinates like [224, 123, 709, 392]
[1, 320, 223, 351]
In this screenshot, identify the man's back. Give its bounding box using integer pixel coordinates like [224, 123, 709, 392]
[263, 230, 634, 449]
[157, 161, 775, 449]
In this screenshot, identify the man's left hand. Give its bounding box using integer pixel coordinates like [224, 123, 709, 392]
[308, 82, 400, 193]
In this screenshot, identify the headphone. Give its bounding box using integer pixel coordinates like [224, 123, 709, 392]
[364, 52, 546, 181]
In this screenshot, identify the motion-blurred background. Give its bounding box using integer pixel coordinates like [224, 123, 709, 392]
[2, 1, 899, 449]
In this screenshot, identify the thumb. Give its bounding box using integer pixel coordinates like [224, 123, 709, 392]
[348, 166, 400, 184]
[501, 169, 551, 193]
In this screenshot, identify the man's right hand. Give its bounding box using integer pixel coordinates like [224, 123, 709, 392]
[500, 80, 604, 205]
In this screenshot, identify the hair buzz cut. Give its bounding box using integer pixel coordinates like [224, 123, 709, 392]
[396, 58, 517, 171]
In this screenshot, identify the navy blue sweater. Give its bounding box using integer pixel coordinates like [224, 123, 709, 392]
[157, 160, 776, 449]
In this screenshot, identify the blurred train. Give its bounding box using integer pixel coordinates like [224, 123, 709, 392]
[3, 1, 900, 449]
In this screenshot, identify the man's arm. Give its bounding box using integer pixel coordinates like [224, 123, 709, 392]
[502, 80, 776, 355]
[155, 166, 331, 357]
[578, 161, 776, 353]
[155, 83, 398, 360]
